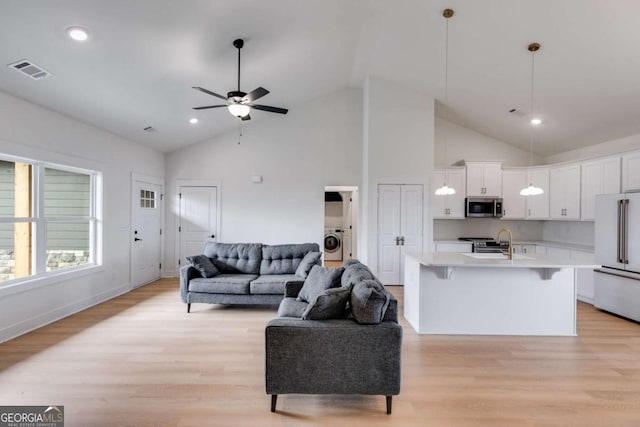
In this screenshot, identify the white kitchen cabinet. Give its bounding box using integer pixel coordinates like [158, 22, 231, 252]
[581, 156, 621, 220]
[526, 167, 550, 219]
[434, 242, 472, 253]
[466, 161, 503, 197]
[512, 244, 536, 255]
[549, 164, 581, 220]
[430, 168, 466, 219]
[545, 246, 571, 259]
[535, 246, 547, 255]
[621, 151, 640, 192]
[501, 169, 527, 219]
[571, 249, 595, 304]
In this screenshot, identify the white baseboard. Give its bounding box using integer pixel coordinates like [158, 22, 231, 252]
[0, 283, 131, 344]
[577, 295, 594, 305]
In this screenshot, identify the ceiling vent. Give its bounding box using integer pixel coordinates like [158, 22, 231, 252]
[509, 108, 526, 117]
[8, 59, 52, 80]
[143, 126, 156, 133]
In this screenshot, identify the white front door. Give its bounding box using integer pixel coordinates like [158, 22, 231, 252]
[179, 186, 218, 268]
[377, 184, 423, 285]
[131, 179, 163, 288]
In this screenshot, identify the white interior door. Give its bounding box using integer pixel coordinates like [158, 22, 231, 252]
[400, 184, 423, 284]
[131, 180, 162, 288]
[179, 186, 218, 268]
[342, 192, 353, 259]
[378, 185, 401, 284]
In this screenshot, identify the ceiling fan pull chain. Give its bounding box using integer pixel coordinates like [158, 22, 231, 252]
[237, 120, 243, 144]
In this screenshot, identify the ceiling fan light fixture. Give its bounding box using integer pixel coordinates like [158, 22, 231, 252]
[228, 103, 251, 118]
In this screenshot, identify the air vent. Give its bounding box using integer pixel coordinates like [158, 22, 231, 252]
[509, 108, 526, 117]
[8, 59, 52, 80]
[143, 126, 156, 133]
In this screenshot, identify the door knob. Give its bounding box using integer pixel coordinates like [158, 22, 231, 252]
[134, 237, 142, 242]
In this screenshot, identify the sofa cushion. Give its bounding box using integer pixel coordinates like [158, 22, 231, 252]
[341, 262, 374, 288]
[294, 251, 322, 278]
[203, 243, 262, 274]
[260, 243, 320, 275]
[297, 265, 344, 303]
[249, 274, 300, 295]
[186, 255, 220, 278]
[188, 274, 258, 294]
[277, 298, 309, 318]
[350, 279, 391, 324]
[302, 285, 351, 320]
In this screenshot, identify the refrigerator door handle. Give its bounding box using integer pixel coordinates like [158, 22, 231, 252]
[623, 198, 629, 264]
[617, 199, 623, 264]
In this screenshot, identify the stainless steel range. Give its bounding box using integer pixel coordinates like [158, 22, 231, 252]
[458, 237, 510, 253]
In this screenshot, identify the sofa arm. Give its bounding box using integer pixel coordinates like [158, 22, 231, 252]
[265, 318, 402, 396]
[179, 264, 200, 302]
[284, 280, 304, 298]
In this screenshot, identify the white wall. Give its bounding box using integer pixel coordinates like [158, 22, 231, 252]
[165, 89, 363, 276]
[0, 91, 165, 343]
[363, 75, 434, 272]
[544, 132, 640, 164]
[435, 117, 539, 167]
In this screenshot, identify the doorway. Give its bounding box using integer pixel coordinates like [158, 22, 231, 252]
[131, 174, 164, 288]
[177, 185, 219, 270]
[324, 186, 358, 267]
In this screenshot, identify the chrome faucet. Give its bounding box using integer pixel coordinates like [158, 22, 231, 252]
[496, 227, 513, 260]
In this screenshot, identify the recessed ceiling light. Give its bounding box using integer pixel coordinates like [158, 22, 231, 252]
[530, 117, 542, 125]
[189, 118, 199, 124]
[66, 27, 89, 41]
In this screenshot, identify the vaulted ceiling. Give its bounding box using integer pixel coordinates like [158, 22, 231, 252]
[1, 0, 639, 156]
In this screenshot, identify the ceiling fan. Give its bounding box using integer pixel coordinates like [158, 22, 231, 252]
[192, 39, 288, 121]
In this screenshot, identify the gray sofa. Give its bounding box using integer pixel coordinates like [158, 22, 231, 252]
[265, 261, 402, 414]
[180, 242, 320, 312]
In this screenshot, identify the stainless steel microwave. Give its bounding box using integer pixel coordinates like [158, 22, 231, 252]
[465, 198, 503, 218]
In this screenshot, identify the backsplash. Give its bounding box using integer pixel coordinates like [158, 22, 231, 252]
[433, 218, 544, 241]
[542, 221, 594, 246]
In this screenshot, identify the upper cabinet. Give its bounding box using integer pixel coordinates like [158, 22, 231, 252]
[466, 161, 502, 197]
[501, 169, 527, 219]
[430, 168, 466, 219]
[581, 156, 621, 220]
[501, 167, 549, 220]
[526, 167, 550, 219]
[622, 152, 640, 193]
[549, 163, 581, 220]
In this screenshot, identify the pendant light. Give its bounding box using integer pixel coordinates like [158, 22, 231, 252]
[435, 8, 456, 196]
[520, 42, 544, 196]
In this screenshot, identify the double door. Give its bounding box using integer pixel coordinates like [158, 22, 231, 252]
[378, 184, 423, 285]
[595, 193, 640, 272]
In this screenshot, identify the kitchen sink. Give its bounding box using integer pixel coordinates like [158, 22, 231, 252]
[463, 253, 533, 260]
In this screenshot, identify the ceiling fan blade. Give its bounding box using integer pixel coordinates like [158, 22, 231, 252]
[243, 87, 269, 103]
[251, 104, 288, 114]
[193, 105, 227, 110]
[192, 86, 227, 101]
[241, 114, 251, 121]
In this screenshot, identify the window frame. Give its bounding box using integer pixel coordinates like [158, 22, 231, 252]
[0, 153, 101, 286]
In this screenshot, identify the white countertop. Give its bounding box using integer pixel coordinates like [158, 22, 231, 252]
[407, 251, 599, 269]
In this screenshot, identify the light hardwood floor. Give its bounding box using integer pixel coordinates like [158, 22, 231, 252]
[1, 279, 639, 426]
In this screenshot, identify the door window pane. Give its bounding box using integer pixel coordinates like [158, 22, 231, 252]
[44, 168, 90, 217]
[0, 222, 33, 282]
[139, 189, 156, 209]
[46, 222, 90, 271]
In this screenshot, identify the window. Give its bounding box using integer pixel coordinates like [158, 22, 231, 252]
[139, 189, 156, 209]
[0, 156, 100, 284]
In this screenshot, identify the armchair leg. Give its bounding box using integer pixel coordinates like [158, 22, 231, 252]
[187, 303, 191, 313]
[271, 395, 278, 412]
[386, 396, 392, 415]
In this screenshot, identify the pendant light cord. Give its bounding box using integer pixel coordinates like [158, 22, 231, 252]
[529, 48, 535, 168]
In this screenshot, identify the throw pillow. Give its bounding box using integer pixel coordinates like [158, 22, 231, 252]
[350, 279, 391, 324]
[186, 255, 220, 278]
[302, 285, 352, 320]
[294, 251, 322, 278]
[297, 265, 344, 303]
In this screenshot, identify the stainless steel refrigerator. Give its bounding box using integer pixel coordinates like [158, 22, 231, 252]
[594, 193, 640, 321]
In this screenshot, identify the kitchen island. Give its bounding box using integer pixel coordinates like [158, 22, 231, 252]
[404, 252, 599, 336]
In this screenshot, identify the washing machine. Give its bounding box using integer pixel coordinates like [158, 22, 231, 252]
[324, 228, 343, 261]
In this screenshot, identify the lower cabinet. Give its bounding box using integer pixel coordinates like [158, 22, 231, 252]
[512, 244, 536, 255]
